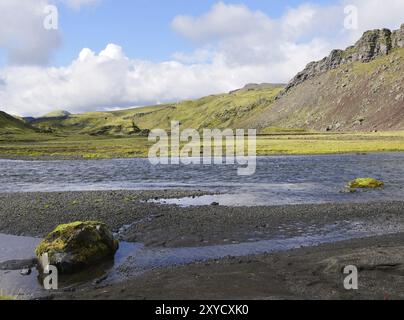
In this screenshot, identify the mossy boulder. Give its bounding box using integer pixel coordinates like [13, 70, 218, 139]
[347, 178, 384, 189]
[35, 221, 119, 274]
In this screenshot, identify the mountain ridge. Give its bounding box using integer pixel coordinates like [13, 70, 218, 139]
[280, 24, 404, 96]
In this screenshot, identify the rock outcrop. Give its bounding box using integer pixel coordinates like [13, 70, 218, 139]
[392, 24, 404, 48]
[282, 24, 404, 94]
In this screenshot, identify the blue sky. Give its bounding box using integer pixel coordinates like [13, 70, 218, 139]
[0, 0, 403, 116]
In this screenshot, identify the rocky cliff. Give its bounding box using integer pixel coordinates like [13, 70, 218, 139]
[281, 24, 404, 95]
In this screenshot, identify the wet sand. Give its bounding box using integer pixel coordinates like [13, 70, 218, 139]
[0, 190, 404, 300]
[55, 233, 404, 300]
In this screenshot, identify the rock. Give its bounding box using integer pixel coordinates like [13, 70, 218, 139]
[395, 93, 404, 101]
[211, 202, 220, 206]
[35, 221, 119, 274]
[354, 29, 392, 62]
[347, 178, 384, 189]
[392, 23, 404, 49]
[20, 268, 31, 276]
[0, 258, 37, 271]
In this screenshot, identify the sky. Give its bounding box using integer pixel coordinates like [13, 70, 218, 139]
[0, 0, 403, 117]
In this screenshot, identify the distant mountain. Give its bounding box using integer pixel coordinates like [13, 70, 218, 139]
[31, 85, 283, 136]
[22, 117, 36, 123]
[229, 83, 285, 94]
[40, 110, 71, 119]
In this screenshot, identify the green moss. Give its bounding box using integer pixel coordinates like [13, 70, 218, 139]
[0, 296, 14, 300]
[347, 178, 384, 189]
[52, 221, 85, 233]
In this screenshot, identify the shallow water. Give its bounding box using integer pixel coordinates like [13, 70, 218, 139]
[1, 153, 404, 206]
[0, 234, 41, 299]
[1, 218, 403, 298]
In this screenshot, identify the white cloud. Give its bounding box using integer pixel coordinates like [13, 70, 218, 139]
[0, 44, 253, 116]
[341, 0, 404, 41]
[0, 0, 99, 65]
[172, 2, 275, 43]
[0, 0, 61, 65]
[0, 0, 404, 116]
[171, 2, 341, 75]
[172, 1, 404, 66]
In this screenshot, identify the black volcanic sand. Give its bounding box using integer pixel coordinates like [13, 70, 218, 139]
[1, 190, 404, 299]
[57, 233, 404, 300]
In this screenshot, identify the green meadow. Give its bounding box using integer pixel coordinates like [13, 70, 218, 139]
[2, 131, 404, 159]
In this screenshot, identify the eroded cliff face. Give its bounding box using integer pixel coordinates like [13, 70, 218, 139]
[282, 24, 404, 94]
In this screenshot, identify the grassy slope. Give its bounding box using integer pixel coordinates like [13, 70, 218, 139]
[32, 86, 283, 135]
[0, 111, 47, 142]
[0, 111, 35, 133]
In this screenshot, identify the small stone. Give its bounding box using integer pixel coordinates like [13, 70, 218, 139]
[20, 268, 31, 276]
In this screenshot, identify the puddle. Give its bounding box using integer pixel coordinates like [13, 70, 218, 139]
[148, 187, 397, 207]
[149, 195, 222, 207]
[0, 219, 403, 298]
[148, 183, 330, 207]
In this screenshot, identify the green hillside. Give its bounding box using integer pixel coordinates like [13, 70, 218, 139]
[0, 111, 39, 137]
[32, 84, 284, 136]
